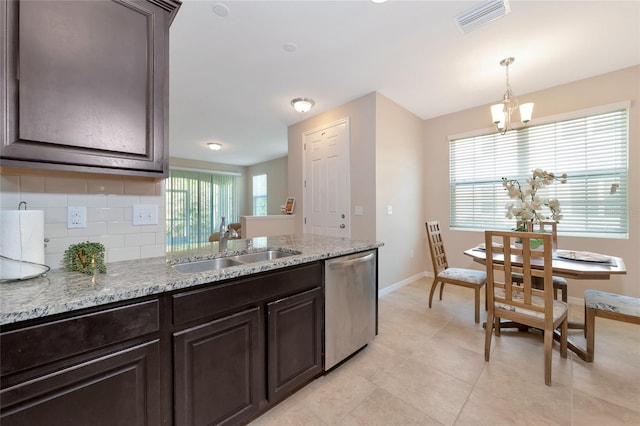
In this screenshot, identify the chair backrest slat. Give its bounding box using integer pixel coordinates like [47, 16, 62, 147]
[485, 230, 554, 321]
[426, 221, 449, 273]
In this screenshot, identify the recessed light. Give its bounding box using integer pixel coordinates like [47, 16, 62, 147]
[208, 142, 222, 151]
[212, 3, 229, 17]
[291, 98, 315, 113]
[283, 42, 297, 53]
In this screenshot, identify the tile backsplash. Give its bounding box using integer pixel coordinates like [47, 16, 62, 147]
[0, 172, 166, 270]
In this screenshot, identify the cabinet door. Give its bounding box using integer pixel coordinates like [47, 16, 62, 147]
[0, 0, 178, 176]
[0, 340, 161, 426]
[173, 307, 262, 426]
[267, 287, 323, 402]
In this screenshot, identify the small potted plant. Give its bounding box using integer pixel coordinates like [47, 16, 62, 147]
[63, 241, 107, 274]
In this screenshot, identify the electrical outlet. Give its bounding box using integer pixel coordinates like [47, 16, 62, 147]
[133, 204, 159, 226]
[67, 206, 87, 229]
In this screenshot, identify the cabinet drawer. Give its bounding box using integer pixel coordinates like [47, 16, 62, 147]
[1, 340, 161, 426]
[172, 262, 322, 327]
[1, 299, 159, 376]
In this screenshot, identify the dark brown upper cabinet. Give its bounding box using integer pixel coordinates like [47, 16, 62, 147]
[0, 0, 180, 177]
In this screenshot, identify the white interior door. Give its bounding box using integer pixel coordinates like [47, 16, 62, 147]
[303, 119, 350, 237]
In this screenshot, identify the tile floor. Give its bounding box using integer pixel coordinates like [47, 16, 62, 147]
[251, 277, 640, 425]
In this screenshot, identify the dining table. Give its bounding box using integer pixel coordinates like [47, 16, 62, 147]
[464, 246, 627, 361]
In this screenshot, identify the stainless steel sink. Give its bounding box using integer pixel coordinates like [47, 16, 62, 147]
[229, 250, 299, 263]
[172, 249, 300, 273]
[173, 257, 244, 273]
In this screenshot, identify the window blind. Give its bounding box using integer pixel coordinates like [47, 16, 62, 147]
[449, 108, 628, 237]
[166, 169, 239, 251]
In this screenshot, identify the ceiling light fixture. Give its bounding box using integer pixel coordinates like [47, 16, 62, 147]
[490, 57, 534, 135]
[291, 98, 315, 113]
[208, 142, 222, 151]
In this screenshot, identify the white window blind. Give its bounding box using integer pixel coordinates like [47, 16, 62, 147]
[449, 108, 628, 237]
[166, 169, 239, 251]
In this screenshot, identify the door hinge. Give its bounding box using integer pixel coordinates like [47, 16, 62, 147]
[304, 217, 307, 225]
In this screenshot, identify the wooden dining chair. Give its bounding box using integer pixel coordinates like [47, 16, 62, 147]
[425, 221, 487, 323]
[484, 229, 568, 386]
[513, 221, 568, 303]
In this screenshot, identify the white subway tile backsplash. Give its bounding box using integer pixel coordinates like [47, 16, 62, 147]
[107, 195, 142, 208]
[0, 192, 22, 210]
[125, 232, 156, 247]
[68, 194, 107, 208]
[141, 244, 165, 259]
[108, 246, 141, 263]
[21, 193, 68, 208]
[44, 223, 69, 239]
[92, 207, 125, 222]
[3, 175, 167, 269]
[107, 221, 139, 235]
[45, 207, 67, 224]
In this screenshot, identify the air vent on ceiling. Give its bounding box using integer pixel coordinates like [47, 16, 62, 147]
[454, 0, 511, 34]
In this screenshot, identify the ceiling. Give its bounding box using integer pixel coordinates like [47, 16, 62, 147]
[169, 0, 640, 166]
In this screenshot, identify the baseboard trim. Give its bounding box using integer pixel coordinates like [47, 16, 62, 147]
[379, 271, 431, 297]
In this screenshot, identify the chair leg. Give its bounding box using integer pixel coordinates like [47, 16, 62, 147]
[586, 307, 596, 362]
[428, 278, 439, 308]
[484, 311, 494, 361]
[544, 327, 553, 386]
[474, 288, 480, 324]
[439, 282, 445, 301]
[494, 315, 501, 337]
[560, 317, 568, 359]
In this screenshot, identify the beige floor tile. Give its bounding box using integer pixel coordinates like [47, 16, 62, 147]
[572, 389, 640, 425]
[298, 368, 377, 424]
[410, 338, 486, 385]
[374, 357, 473, 425]
[342, 388, 442, 426]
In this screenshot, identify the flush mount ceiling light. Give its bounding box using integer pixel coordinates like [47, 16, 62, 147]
[208, 142, 222, 151]
[291, 98, 315, 113]
[490, 57, 534, 135]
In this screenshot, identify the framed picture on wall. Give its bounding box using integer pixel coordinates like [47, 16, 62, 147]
[284, 197, 295, 214]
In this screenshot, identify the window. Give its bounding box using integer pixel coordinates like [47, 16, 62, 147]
[449, 107, 628, 237]
[253, 174, 267, 216]
[166, 169, 239, 251]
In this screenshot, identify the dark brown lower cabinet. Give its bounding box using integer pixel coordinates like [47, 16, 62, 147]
[0, 340, 161, 426]
[173, 307, 262, 426]
[0, 261, 327, 426]
[267, 287, 323, 402]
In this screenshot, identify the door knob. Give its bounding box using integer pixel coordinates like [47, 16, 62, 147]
[340, 224, 345, 229]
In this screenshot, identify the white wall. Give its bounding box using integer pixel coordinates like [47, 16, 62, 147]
[288, 92, 425, 290]
[375, 93, 426, 289]
[288, 93, 377, 241]
[246, 156, 289, 215]
[423, 65, 639, 298]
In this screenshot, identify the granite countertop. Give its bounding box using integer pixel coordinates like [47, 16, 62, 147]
[0, 234, 383, 326]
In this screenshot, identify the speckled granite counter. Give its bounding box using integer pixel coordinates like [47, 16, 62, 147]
[0, 234, 382, 326]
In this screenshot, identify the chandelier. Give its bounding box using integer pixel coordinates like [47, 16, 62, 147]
[490, 57, 534, 134]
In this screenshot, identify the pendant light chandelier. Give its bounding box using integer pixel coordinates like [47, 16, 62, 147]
[490, 57, 534, 134]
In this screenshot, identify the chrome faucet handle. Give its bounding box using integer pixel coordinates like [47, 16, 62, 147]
[227, 229, 238, 238]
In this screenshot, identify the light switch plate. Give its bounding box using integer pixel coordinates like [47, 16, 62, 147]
[133, 204, 158, 226]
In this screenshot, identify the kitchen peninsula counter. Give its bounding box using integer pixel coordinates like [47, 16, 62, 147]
[0, 234, 382, 326]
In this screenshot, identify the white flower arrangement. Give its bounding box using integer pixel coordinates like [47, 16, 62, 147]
[502, 169, 568, 227]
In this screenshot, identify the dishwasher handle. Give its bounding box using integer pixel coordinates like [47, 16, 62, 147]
[328, 252, 374, 269]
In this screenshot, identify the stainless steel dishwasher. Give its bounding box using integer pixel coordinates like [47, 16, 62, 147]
[324, 249, 377, 370]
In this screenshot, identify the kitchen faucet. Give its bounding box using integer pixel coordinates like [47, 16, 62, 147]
[218, 217, 238, 253]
